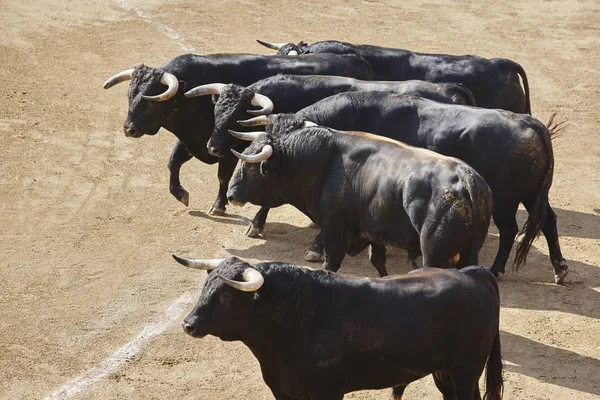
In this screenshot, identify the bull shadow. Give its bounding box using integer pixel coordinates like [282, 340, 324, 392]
[517, 206, 600, 240]
[479, 232, 600, 321]
[501, 330, 600, 396]
[188, 209, 251, 226]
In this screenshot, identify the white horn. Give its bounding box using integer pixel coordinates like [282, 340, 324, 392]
[142, 72, 179, 102]
[185, 83, 228, 98]
[231, 145, 273, 163]
[237, 115, 272, 127]
[103, 68, 135, 89]
[228, 129, 264, 141]
[218, 268, 264, 292]
[304, 121, 317, 127]
[172, 254, 225, 270]
[247, 93, 274, 116]
[256, 39, 288, 50]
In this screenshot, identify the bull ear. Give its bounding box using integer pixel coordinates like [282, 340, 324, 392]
[178, 80, 187, 92]
[211, 94, 219, 104]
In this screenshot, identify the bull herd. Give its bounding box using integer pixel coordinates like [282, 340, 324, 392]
[104, 39, 569, 399]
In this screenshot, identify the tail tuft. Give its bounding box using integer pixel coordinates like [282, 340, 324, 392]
[546, 112, 567, 141]
[484, 330, 504, 400]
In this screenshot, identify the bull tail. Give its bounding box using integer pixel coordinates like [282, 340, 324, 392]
[514, 119, 555, 269]
[455, 83, 478, 106]
[464, 169, 491, 265]
[499, 59, 531, 114]
[545, 112, 567, 141]
[484, 327, 504, 400]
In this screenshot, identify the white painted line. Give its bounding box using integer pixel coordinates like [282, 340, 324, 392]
[41, 292, 196, 400]
[113, 0, 196, 52]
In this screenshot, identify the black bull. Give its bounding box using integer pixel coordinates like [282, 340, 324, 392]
[103, 53, 372, 215]
[257, 39, 531, 114]
[241, 92, 567, 283]
[186, 74, 476, 237]
[175, 256, 503, 400]
[228, 120, 493, 276]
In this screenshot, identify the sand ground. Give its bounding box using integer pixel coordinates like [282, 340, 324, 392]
[1, 0, 599, 398]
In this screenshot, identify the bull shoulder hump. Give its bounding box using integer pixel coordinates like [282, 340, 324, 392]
[335, 130, 453, 161]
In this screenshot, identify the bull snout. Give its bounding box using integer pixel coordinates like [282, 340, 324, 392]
[123, 125, 137, 137]
[206, 138, 227, 157]
[182, 321, 196, 336]
[226, 191, 243, 207]
[207, 144, 222, 157]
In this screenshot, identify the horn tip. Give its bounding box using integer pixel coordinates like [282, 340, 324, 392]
[172, 254, 190, 266]
[231, 149, 243, 158]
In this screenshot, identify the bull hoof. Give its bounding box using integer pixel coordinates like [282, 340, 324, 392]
[208, 205, 226, 216]
[308, 222, 319, 229]
[246, 225, 264, 238]
[554, 266, 569, 285]
[179, 190, 190, 207]
[490, 268, 504, 280]
[304, 250, 324, 263]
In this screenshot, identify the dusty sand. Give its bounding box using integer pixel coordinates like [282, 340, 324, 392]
[0, 0, 599, 398]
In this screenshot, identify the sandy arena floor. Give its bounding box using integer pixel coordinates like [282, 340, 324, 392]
[1, 0, 599, 398]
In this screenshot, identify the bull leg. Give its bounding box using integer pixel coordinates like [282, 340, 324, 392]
[368, 244, 389, 277]
[323, 251, 345, 273]
[168, 140, 193, 206]
[392, 385, 407, 400]
[305, 232, 325, 263]
[210, 155, 238, 216]
[489, 202, 520, 278]
[321, 228, 346, 273]
[524, 200, 568, 284]
[453, 383, 479, 400]
[407, 250, 420, 269]
[246, 207, 270, 238]
[432, 371, 456, 400]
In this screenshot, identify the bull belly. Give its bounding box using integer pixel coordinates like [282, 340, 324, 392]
[342, 359, 430, 393]
[356, 224, 421, 252]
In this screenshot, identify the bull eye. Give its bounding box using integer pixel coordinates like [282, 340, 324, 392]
[219, 291, 233, 304]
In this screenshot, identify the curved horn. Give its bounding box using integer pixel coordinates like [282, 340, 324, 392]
[103, 68, 135, 89]
[303, 121, 317, 127]
[184, 83, 228, 98]
[142, 72, 179, 102]
[218, 268, 264, 292]
[256, 39, 288, 50]
[237, 115, 272, 127]
[231, 145, 273, 163]
[172, 254, 225, 270]
[247, 93, 274, 116]
[228, 129, 264, 141]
